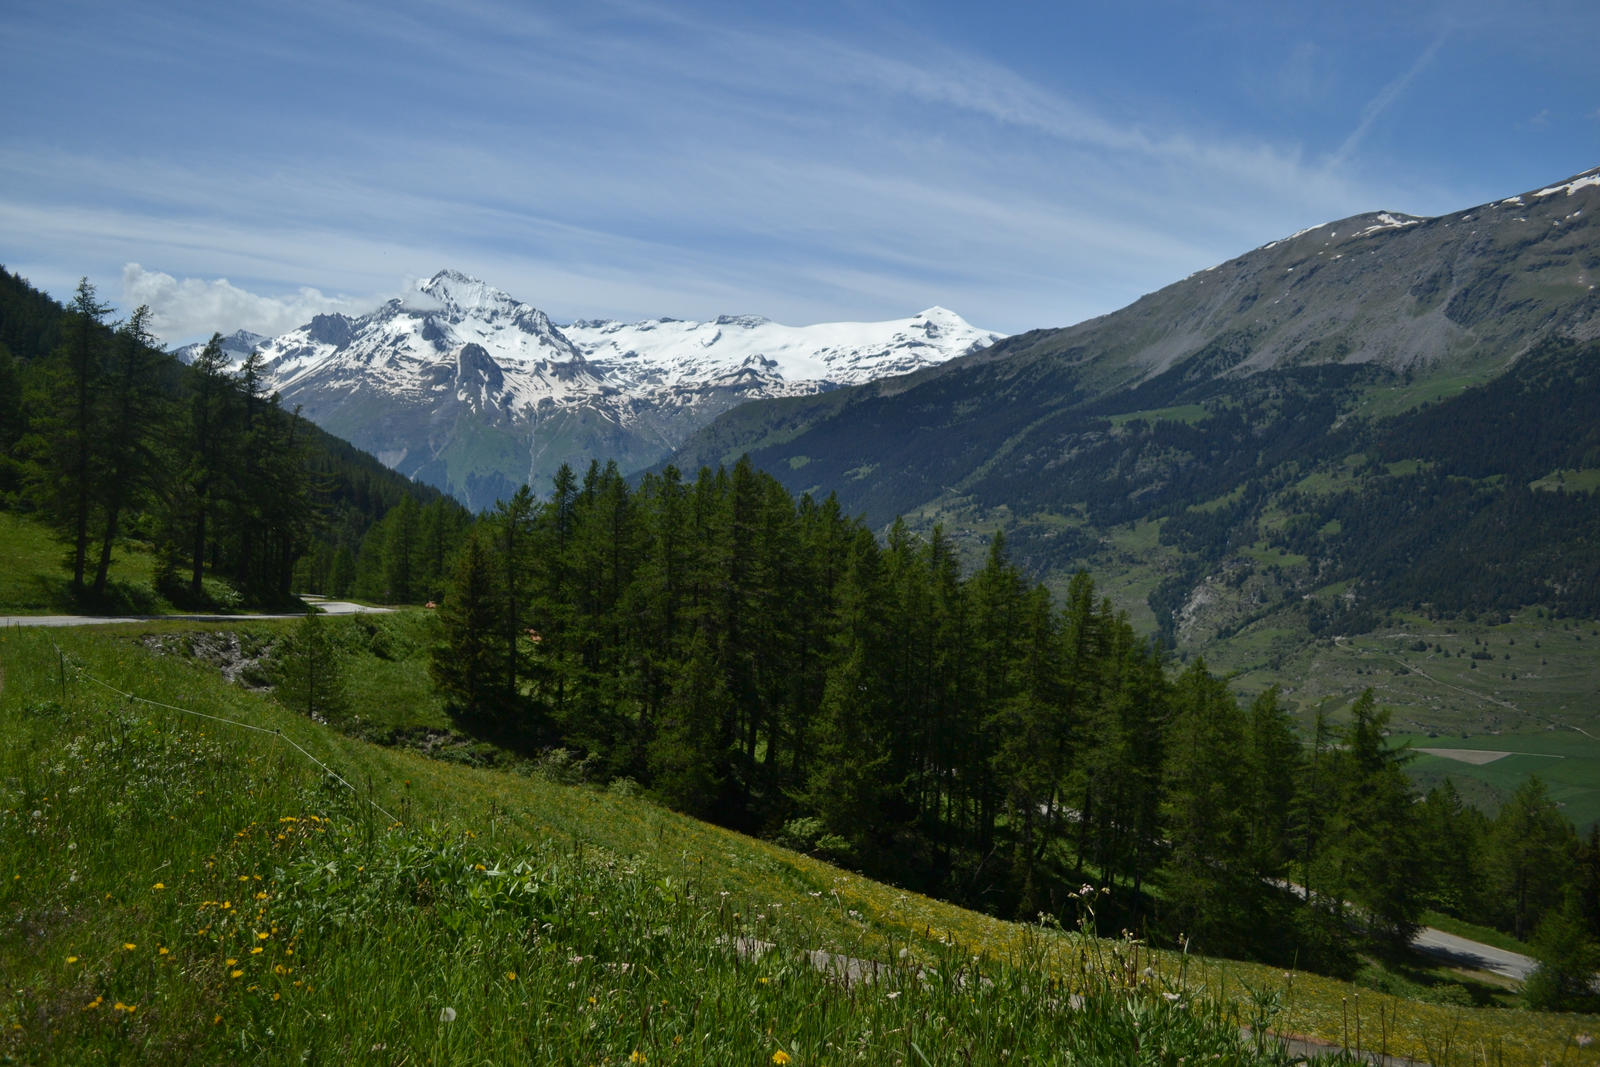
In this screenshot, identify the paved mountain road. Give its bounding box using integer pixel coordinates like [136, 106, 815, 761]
[0, 601, 394, 628]
[1411, 927, 1536, 982]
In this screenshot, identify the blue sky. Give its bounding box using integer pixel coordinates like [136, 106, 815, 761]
[3, 0, 1597, 343]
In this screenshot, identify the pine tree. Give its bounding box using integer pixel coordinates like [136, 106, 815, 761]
[273, 608, 348, 722]
[1489, 775, 1577, 939]
[381, 494, 420, 603]
[430, 530, 504, 725]
[26, 278, 111, 593]
[90, 306, 171, 597]
[1321, 691, 1422, 950]
[1523, 893, 1600, 1012]
[1161, 659, 1253, 950]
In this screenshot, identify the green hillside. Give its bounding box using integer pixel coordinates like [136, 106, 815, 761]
[664, 172, 1600, 749]
[3, 622, 1596, 1065]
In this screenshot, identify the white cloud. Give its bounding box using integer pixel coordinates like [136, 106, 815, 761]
[121, 264, 372, 346]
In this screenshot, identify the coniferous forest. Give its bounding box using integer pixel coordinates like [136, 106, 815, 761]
[425, 455, 1600, 990]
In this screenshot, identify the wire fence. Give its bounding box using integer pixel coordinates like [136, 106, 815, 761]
[45, 634, 403, 826]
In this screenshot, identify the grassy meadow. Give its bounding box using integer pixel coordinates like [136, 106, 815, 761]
[3, 621, 1598, 1064]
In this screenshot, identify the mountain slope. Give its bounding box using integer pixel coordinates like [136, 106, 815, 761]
[181, 272, 1002, 510]
[665, 165, 1600, 730]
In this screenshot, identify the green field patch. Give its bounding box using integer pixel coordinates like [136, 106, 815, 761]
[1530, 467, 1600, 494]
[1107, 402, 1209, 428]
[1396, 731, 1600, 829]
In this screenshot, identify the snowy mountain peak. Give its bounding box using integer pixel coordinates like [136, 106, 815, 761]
[418, 269, 517, 313]
[181, 271, 1004, 509]
[171, 328, 272, 365]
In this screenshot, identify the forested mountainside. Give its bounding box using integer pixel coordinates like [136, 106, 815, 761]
[666, 168, 1600, 656]
[0, 266, 463, 608]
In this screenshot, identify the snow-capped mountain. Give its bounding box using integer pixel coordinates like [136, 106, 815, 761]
[173, 329, 272, 367]
[182, 270, 1002, 510]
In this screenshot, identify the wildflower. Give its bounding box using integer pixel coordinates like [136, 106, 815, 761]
[159, 947, 169, 956]
[629, 1052, 646, 1064]
[773, 1052, 791, 1065]
[66, 956, 78, 964]
[251, 947, 264, 955]
[505, 970, 518, 981]
[231, 970, 244, 979]
[84, 996, 103, 1011]
[226, 958, 238, 966]
[257, 931, 270, 940]
[123, 942, 137, 951]
[152, 882, 165, 890]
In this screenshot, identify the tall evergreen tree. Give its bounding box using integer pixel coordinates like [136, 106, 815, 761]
[26, 278, 111, 593]
[1489, 776, 1577, 939]
[1161, 659, 1254, 950]
[90, 306, 171, 597]
[431, 530, 504, 725]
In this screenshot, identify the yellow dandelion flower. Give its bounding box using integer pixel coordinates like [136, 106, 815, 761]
[122, 942, 137, 951]
[231, 969, 244, 978]
[66, 955, 79, 964]
[250, 947, 264, 955]
[256, 931, 269, 940]
[213, 1014, 222, 1025]
[505, 970, 517, 981]
[772, 1052, 791, 1066]
[226, 958, 238, 966]
[159, 947, 169, 956]
[255, 891, 268, 900]
[272, 992, 280, 1001]
[758, 976, 769, 984]
[113, 1002, 127, 1012]
[629, 1052, 647, 1065]
[152, 882, 165, 890]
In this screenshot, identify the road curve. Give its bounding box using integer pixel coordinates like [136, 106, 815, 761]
[0, 601, 394, 628]
[1411, 926, 1536, 982]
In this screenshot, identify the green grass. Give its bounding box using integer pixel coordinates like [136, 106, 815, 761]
[1530, 468, 1600, 494]
[0, 511, 190, 616]
[1106, 403, 1209, 428]
[1418, 912, 1531, 957]
[3, 624, 1597, 1064]
[0, 511, 166, 615]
